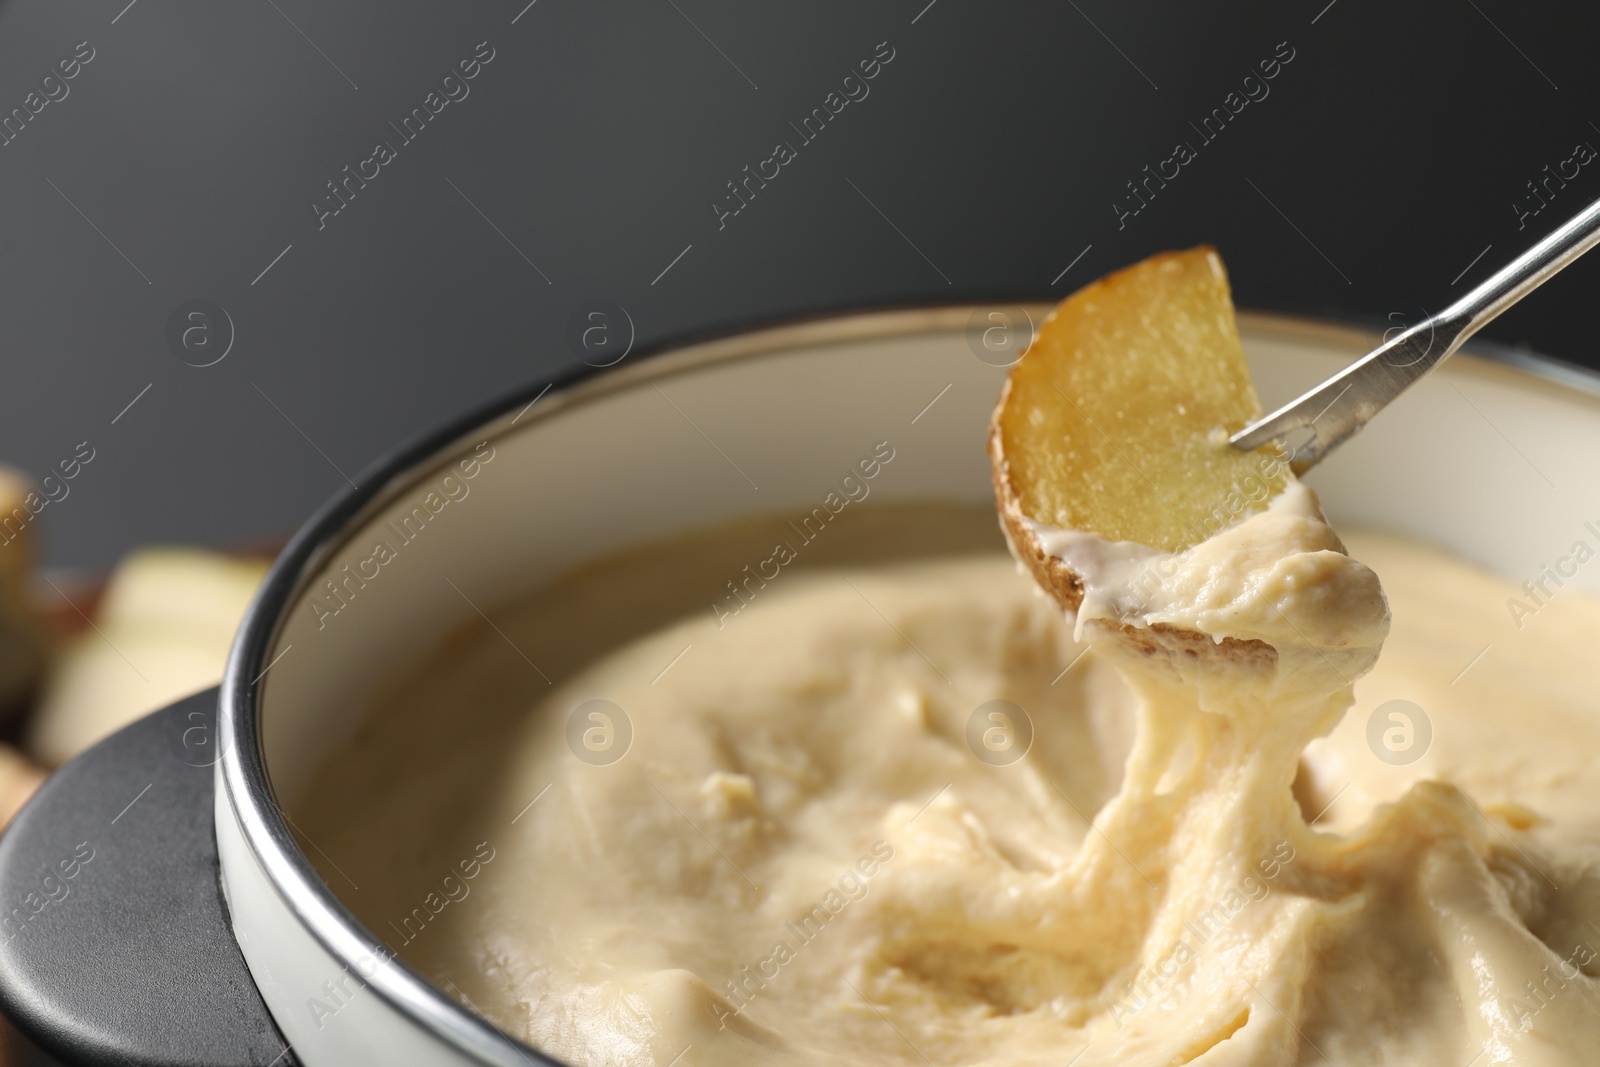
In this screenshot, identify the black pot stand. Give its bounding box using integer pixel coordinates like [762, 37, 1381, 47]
[0, 689, 297, 1067]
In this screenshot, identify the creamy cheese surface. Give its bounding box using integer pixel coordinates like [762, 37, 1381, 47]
[296, 503, 1600, 1067]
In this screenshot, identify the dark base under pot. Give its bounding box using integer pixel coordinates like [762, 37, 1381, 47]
[0, 689, 295, 1067]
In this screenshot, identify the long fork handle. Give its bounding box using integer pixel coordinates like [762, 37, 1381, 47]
[1231, 192, 1600, 473]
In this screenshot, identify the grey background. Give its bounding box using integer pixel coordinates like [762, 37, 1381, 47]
[2, 0, 1598, 570]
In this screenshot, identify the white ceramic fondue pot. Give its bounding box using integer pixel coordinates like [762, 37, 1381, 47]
[1, 307, 1596, 1066]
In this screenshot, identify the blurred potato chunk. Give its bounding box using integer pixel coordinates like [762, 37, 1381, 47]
[0, 467, 50, 720]
[27, 548, 268, 766]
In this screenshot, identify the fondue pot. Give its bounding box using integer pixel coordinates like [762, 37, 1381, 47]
[0, 307, 1596, 1066]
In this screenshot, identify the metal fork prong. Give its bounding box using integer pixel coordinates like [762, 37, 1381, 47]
[1231, 320, 1460, 473]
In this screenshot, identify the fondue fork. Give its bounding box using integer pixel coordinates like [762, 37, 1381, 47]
[1230, 193, 1600, 473]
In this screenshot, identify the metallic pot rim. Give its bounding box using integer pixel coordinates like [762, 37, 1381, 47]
[216, 302, 1600, 1064]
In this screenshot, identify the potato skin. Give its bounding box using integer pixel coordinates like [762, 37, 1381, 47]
[989, 382, 1275, 668]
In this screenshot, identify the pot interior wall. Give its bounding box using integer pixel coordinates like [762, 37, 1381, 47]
[254, 311, 1600, 814]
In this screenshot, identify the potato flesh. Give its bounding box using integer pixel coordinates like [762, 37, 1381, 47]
[995, 247, 1286, 552]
